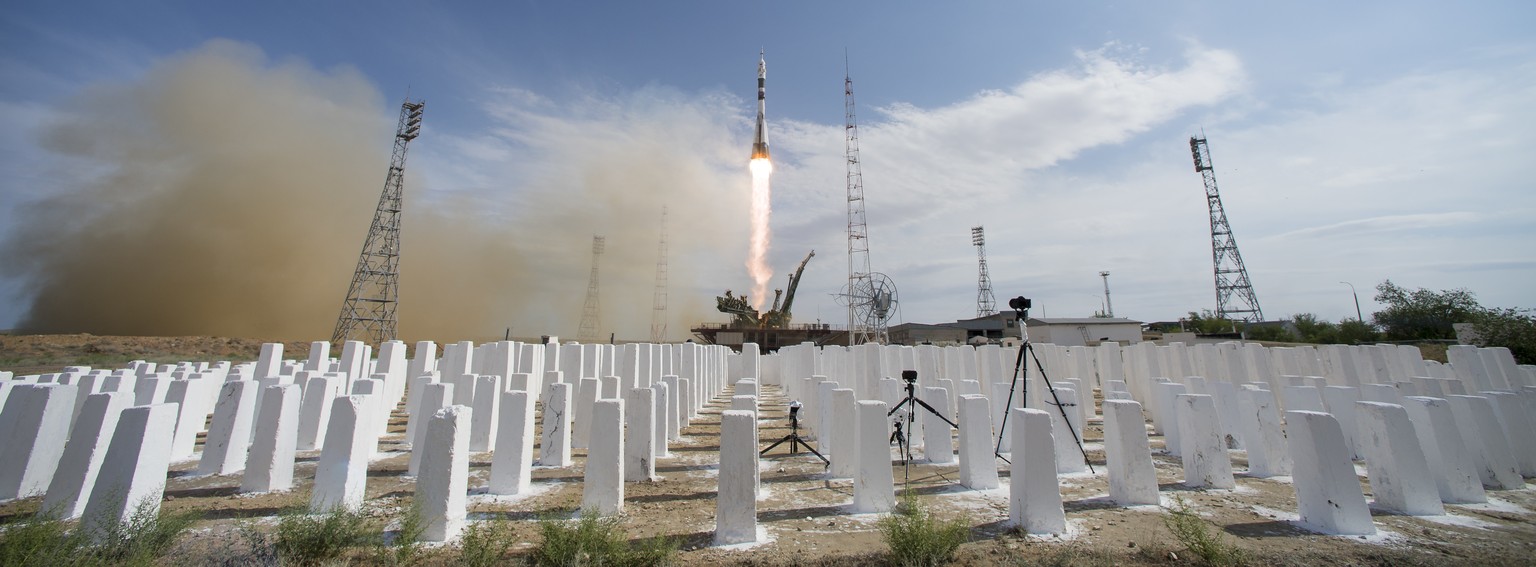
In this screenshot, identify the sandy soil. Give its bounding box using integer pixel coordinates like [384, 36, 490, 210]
[1, 335, 1533, 565]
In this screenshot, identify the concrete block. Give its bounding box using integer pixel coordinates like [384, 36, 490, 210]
[198, 380, 260, 475]
[1446, 395, 1523, 489]
[296, 375, 341, 451]
[311, 396, 372, 512]
[1286, 410, 1374, 535]
[1401, 396, 1486, 503]
[243, 384, 300, 493]
[79, 403, 178, 540]
[1154, 382, 1187, 454]
[816, 381, 837, 450]
[1355, 401, 1443, 515]
[43, 391, 129, 518]
[0, 383, 78, 500]
[1050, 388, 1088, 473]
[1102, 399, 1158, 505]
[1010, 408, 1067, 534]
[1321, 386, 1362, 458]
[830, 388, 858, 479]
[662, 375, 682, 441]
[625, 388, 656, 482]
[731, 394, 756, 416]
[165, 380, 209, 460]
[1484, 392, 1536, 477]
[852, 400, 895, 514]
[715, 410, 758, 545]
[1178, 394, 1235, 488]
[922, 386, 954, 464]
[469, 375, 502, 452]
[1239, 389, 1291, 477]
[306, 341, 331, 372]
[490, 391, 534, 494]
[410, 383, 454, 476]
[256, 343, 283, 380]
[540, 383, 573, 467]
[653, 381, 670, 458]
[419, 405, 471, 542]
[573, 377, 599, 450]
[957, 395, 998, 490]
[582, 399, 625, 515]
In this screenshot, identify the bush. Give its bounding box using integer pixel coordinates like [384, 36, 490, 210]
[384, 500, 427, 565]
[274, 506, 382, 566]
[0, 499, 198, 567]
[92, 500, 201, 566]
[458, 518, 519, 567]
[0, 513, 84, 566]
[878, 497, 970, 567]
[530, 509, 676, 567]
[1163, 496, 1244, 567]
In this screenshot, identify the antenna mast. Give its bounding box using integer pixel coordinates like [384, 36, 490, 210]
[972, 226, 996, 317]
[1099, 271, 1113, 318]
[1190, 135, 1264, 323]
[578, 236, 606, 343]
[845, 63, 879, 345]
[650, 208, 669, 342]
[332, 97, 424, 346]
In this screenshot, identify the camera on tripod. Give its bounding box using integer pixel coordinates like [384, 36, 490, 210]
[1008, 296, 1032, 311]
[901, 370, 918, 385]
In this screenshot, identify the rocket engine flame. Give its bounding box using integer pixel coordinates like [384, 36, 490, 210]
[747, 157, 773, 311]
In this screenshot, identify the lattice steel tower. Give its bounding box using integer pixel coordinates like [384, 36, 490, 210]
[844, 64, 879, 345]
[332, 97, 424, 346]
[1190, 135, 1264, 323]
[972, 226, 996, 317]
[578, 236, 606, 343]
[649, 207, 669, 343]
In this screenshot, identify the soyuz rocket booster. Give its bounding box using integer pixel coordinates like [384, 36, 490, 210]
[751, 50, 770, 160]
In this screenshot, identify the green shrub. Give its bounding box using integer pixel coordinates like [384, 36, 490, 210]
[878, 497, 970, 567]
[1163, 496, 1245, 567]
[274, 506, 381, 566]
[0, 513, 86, 566]
[531, 509, 676, 567]
[459, 518, 519, 567]
[0, 499, 198, 567]
[385, 500, 427, 565]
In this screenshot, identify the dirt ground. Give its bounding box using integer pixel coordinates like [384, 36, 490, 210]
[2, 334, 1534, 565]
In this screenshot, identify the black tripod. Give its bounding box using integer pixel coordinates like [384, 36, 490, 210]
[888, 370, 958, 483]
[759, 401, 829, 467]
[993, 297, 1094, 473]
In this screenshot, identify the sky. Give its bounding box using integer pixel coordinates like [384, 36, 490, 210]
[1, 1, 1532, 341]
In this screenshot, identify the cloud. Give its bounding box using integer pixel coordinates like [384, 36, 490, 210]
[1265, 212, 1479, 241]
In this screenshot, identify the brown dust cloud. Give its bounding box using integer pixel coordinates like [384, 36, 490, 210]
[1, 40, 743, 343]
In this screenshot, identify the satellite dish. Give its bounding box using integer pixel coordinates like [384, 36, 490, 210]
[837, 272, 898, 327]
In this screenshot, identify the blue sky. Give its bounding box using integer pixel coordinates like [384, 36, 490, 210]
[1, 1, 1532, 340]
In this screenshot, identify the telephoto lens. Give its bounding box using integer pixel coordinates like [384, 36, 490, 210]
[902, 370, 917, 384]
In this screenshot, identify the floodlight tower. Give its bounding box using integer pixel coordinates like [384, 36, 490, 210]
[844, 63, 878, 345]
[972, 226, 996, 317]
[1099, 271, 1114, 318]
[1190, 135, 1264, 323]
[578, 236, 606, 343]
[649, 207, 669, 343]
[332, 97, 424, 346]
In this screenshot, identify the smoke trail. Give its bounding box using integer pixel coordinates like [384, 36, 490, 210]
[746, 157, 774, 311]
[0, 40, 746, 341]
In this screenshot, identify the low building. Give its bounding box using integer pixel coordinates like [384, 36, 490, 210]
[1023, 317, 1142, 347]
[889, 322, 968, 345]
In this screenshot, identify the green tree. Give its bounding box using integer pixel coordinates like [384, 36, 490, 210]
[1335, 319, 1380, 345]
[1184, 310, 1238, 334]
[1371, 280, 1481, 341]
[1469, 307, 1536, 364]
[1291, 313, 1339, 344]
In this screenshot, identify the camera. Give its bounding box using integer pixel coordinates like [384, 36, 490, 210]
[1009, 296, 1032, 311]
[788, 400, 802, 417]
[901, 370, 918, 384]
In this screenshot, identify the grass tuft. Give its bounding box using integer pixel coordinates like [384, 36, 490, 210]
[458, 517, 519, 567]
[274, 505, 381, 566]
[531, 509, 677, 567]
[1162, 495, 1245, 567]
[0, 499, 198, 567]
[878, 496, 971, 567]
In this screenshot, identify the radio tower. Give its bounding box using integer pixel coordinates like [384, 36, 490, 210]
[1190, 135, 1264, 323]
[578, 236, 606, 343]
[1099, 271, 1114, 317]
[972, 226, 996, 317]
[844, 63, 878, 345]
[649, 207, 669, 343]
[332, 97, 424, 345]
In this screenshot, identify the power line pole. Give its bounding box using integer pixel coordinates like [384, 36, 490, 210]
[1190, 135, 1264, 323]
[972, 226, 996, 317]
[332, 97, 424, 345]
[1100, 271, 1113, 318]
[650, 207, 669, 343]
[578, 236, 605, 343]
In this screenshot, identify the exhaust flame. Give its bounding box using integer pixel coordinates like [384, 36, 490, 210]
[747, 157, 774, 311]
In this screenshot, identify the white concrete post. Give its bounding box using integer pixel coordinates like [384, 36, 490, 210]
[419, 405, 471, 542]
[1401, 396, 1486, 503]
[540, 383, 573, 467]
[243, 384, 300, 493]
[0, 383, 78, 500]
[816, 381, 837, 450]
[922, 386, 954, 464]
[653, 381, 670, 458]
[1239, 389, 1291, 477]
[1051, 388, 1088, 474]
[198, 380, 259, 476]
[852, 400, 895, 514]
[625, 387, 656, 481]
[165, 379, 208, 460]
[1484, 392, 1536, 477]
[488, 391, 534, 495]
[1286, 410, 1374, 535]
[469, 375, 503, 452]
[311, 395, 373, 512]
[582, 399, 625, 515]
[256, 342, 283, 379]
[1010, 408, 1067, 534]
[1154, 382, 1186, 455]
[43, 391, 129, 518]
[1102, 399, 1158, 505]
[1177, 394, 1235, 489]
[715, 410, 758, 545]
[79, 403, 178, 540]
[1446, 395, 1523, 489]
[296, 374, 340, 451]
[957, 395, 998, 490]
[573, 377, 599, 450]
[1355, 401, 1443, 516]
[830, 388, 858, 478]
[306, 341, 331, 372]
[409, 384, 453, 476]
[662, 375, 682, 441]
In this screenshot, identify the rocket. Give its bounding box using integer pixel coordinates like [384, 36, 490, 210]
[751, 50, 770, 160]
